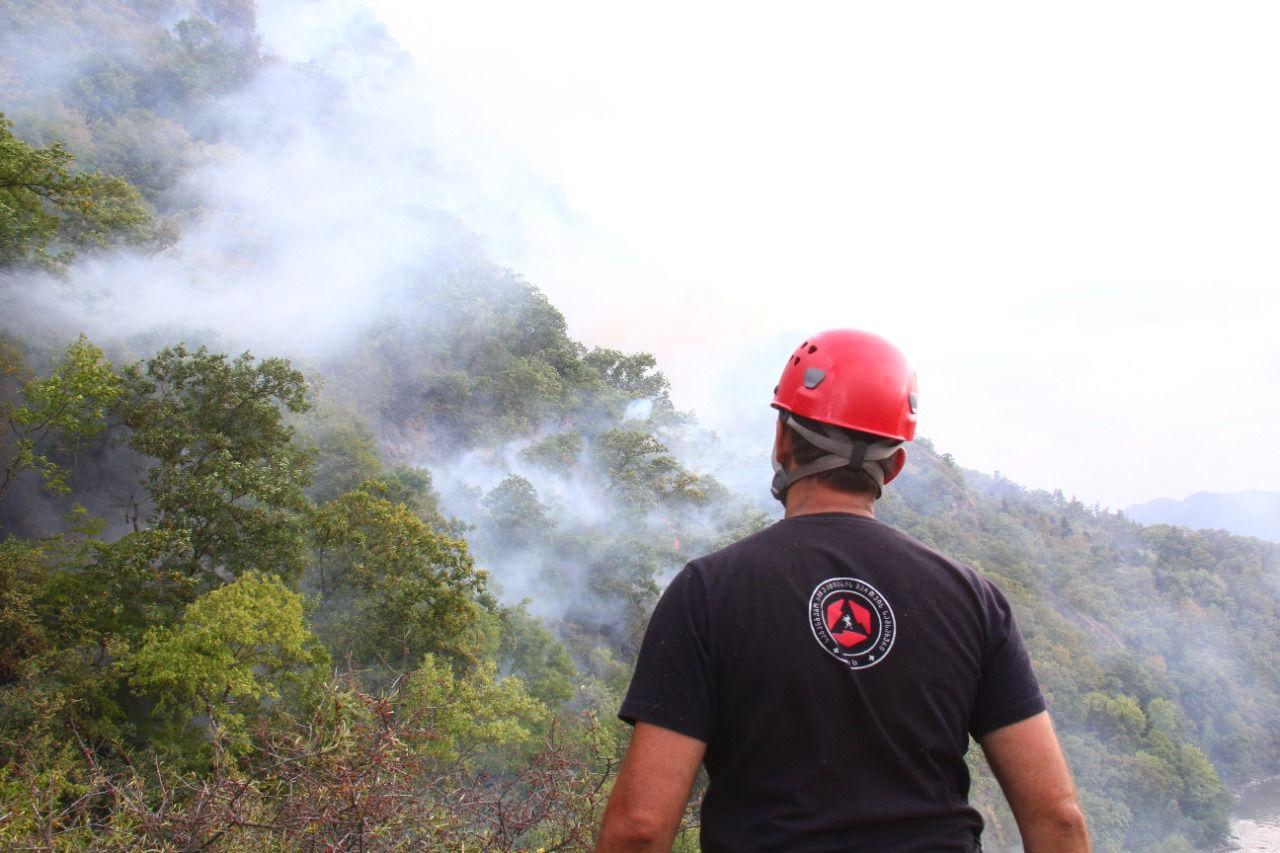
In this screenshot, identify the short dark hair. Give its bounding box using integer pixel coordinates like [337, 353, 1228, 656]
[783, 412, 883, 497]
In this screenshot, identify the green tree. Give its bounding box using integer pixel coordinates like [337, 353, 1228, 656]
[123, 571, 327, 757]
[592, 429, 711, 508]
[482, 474, 552, 550]
[583, 349, 670, 399]
[119, 346, 313, 584]
[521, 431, 584, 469]
[398, 654, 547, 766]
[0, 535, 53, 688]
[497, 604, 576, 708]
[0, 520, 191, 762]
[0, 336, 122, 501]
[311, 484, 492, 669]
[305, 412, 383, 503]
[1082, 691, 1147, 746]
[0, 114, 155, 270]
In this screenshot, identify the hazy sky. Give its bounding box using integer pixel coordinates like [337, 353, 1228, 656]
[353, 0, 1279, 509]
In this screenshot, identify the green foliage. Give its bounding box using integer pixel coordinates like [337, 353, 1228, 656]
[584, 348, 672, 402]
[123, 571, 327, 755]
[305, 410, 383, 503]
[62, 527, 196, 646]
[593, 429, 707, 509]
[158, 16, 260, 103]
[0, 114, 155, 270]
[0, 671, 614, 850]
[1083, 691, 1146, 746]
[521, 431, 584, 469]
[331, 260, 677, 450]
[0, 518, 198, 766]
[1, 336, 121, 500]
[2, 0, 263, 211]
[483, 474, 552, 549]
[498, 603, 576, 708]
[0, 4, 688, 846]
[376, 465, 453, 528]
[399, 654, 547, 766]
[119, 345, 313, 583]
[311, 482, 492, 669]
[0, 534, 51, 686]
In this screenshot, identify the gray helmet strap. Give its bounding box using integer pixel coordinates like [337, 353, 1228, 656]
[771, 412, 902, 504]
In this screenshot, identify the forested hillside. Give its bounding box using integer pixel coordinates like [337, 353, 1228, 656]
[3, 2, 1279, 850]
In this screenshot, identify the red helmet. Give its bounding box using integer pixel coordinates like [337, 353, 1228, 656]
[772, 329, 917, 441]
[771, 329, 917, 494]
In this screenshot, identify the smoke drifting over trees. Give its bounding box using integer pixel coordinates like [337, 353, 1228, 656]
[2, 2, 1279, 850]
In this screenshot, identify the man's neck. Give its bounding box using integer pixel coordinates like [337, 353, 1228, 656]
[783, 479, 877, 520]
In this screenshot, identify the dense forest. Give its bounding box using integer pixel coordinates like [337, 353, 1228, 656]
[3, 2, 1280, 850]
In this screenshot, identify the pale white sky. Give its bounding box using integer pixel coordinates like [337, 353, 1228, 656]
[358, 0, 1279, 509]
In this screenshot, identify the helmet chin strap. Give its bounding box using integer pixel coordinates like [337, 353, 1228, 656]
[771, 413, 903, 505]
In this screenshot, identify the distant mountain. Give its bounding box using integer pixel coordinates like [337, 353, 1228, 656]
[1125, 490, 1280, 542]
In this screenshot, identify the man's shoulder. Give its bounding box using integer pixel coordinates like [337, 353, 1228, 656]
[690, 513, 992, 591]
[693, 512, 945, 558]
[686, 516, 806, 573]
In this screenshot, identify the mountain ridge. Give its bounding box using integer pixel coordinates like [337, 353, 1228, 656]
[1125, 490, 1280, 543]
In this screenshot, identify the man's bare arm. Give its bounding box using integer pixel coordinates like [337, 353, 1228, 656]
[596, 722, 706, 852]
[979, 710, 1090, 852]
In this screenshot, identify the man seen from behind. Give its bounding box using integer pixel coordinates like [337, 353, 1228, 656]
[597, 329, 1090, 852]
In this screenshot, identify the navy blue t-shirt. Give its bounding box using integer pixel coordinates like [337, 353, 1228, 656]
[619, 512, 1045, 852]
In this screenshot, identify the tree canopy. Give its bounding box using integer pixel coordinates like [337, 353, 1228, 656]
[0, 115, 155, 271]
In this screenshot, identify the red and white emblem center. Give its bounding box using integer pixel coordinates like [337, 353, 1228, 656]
[809, 577, 897, 670]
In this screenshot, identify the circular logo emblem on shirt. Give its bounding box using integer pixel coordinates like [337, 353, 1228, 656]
[809, 577, 896, 670]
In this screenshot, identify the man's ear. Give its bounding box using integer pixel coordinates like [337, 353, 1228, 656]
[773, 419, 793, 469]
[882, 447, 907, 484]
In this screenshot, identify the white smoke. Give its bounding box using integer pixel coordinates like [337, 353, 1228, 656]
[1, 0, 567, 364]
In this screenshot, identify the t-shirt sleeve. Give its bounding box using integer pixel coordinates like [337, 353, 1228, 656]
[969, 577, 1047, 738]
[618, 563, 714, 744]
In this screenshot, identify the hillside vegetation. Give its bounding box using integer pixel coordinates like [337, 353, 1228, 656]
[3, 2, 1279, 850]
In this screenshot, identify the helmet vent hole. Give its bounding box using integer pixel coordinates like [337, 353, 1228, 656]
[807, 345, 818, 354]
[801, 341, 808, 348]
[793, 356, 800, 365]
